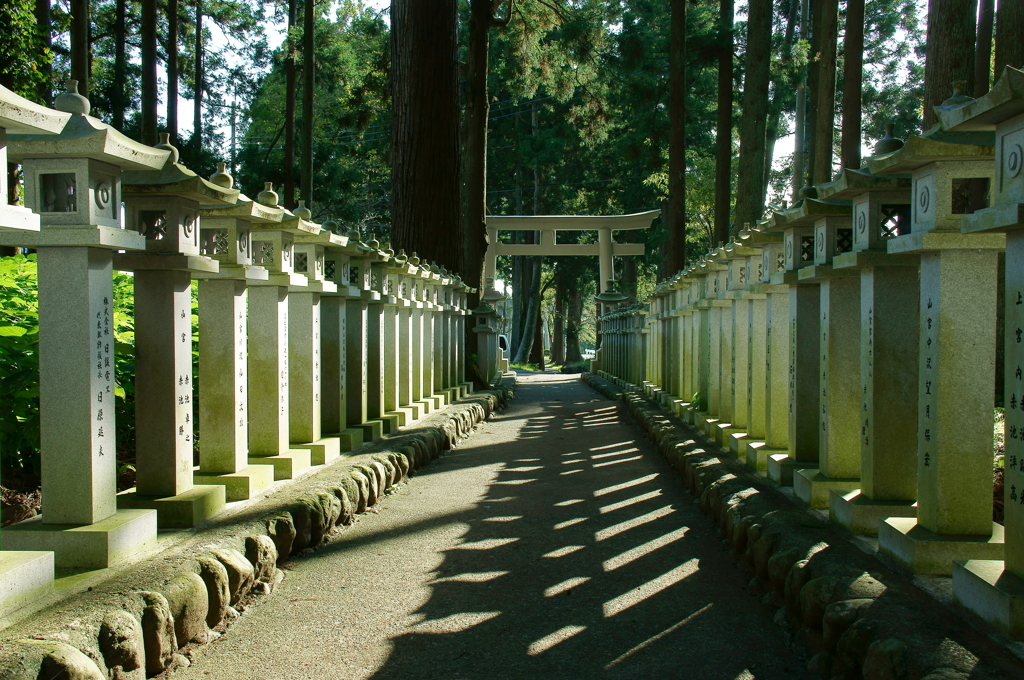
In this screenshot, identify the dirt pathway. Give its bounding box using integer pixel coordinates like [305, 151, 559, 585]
[167, 372, 812, 680]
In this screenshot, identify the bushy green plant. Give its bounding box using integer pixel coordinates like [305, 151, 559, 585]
[0, 255, 139, 478]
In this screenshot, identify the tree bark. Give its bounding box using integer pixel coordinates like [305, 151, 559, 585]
[805, 0, 821, 189]
[551, 276, 565, 365]
[112, 0, 125, 128]
[564, 285, 583, 364]
[167, 0, 179, 144]
[841, 0, 865, 170]
[70, 0, 90, 99]
[976, 0, 995, 96]
[813, 0, 839, 184]
[284, 0, 297, 209]
[923, 0, 977, 130]
[390, 0, 464, 276]
[995, 0, 1024, 75]
[668, 0, 687, 273]
[765, 0, 799, 206]
[141, 0, 157, 145]
[462, 0, 498, 299]
[193, 0, 204, 149]
[35, 0, 52, 105]
[793, 0, 809, 198]
[733, 0, 772, 232]
[714, 0, 734, 245]
[300, 0, 315, 207]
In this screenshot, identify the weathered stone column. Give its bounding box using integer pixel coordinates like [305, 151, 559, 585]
[870, 129, 1004, 574]
[245, 187, 316, 480]
[320, 236, 365, 452]
[764, 211, 819, 486]
[788, 203, 862, 508]
[0, 86, 68, 607]
[364, 240, 395, 434]
[383, 252, 413, 426]
[0, 85, 159, 567]
[344, 244, 383, 442]
[191, 193, 274, 502]
[714, 243, 759, 449]
[823, 167, 920, 533]
[699, 262, 727, 430]
[949, 68, 1024, 631]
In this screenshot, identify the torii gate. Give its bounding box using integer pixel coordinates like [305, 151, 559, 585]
[484, 210, 661, 293]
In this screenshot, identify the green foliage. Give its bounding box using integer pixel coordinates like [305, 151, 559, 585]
[0, 0, 51, 100]
[0, 256, 158, 476]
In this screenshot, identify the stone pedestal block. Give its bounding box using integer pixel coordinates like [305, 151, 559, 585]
[117, 484, 226, 529]
[953, 559, 1024, 640]
[0, 552, 54, 619]
[829, 490, 917, 536]
[3, 509, 158, 569]
[879, 517, 1004, 576]
[193, 465, 276, 503]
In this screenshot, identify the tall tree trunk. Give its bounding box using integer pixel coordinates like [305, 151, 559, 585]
[112, 0, 125, 128]
[668, 0, 687, 273]
[793, 0, 809, 199]
[529, 302, 544, 368]
[841, 0, 865, 170]
[284, 0, 297, 209]
[141, 0, 157, 145]
[714, 0, 733, 244]
[193, 0, 204, 150]
[463, 0, 497, 299]
[923, 0, 977, 130]
[70, 0, 90, 99]
[995, 0, 1024, 75]
[565, 285, 583, 364]
[805, 0, 821, 189]
[35, 0, 52, 105]
[765, 0, 799, 206]
[513, 258, 541, 365]
[551, 276, 565, 365]
[167, 0, 179, 144]
[976, 0, 995, 96]
[300, 0, 314, 207]
[390, 0, 464, 275]
[813, 0, 839, 184]
[734, 0, 772, 232]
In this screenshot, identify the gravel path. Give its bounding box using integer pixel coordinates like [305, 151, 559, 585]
[167, 372, 812, 680]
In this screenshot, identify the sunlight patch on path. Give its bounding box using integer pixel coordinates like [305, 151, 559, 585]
[429, 571, 510, 584]
[594, 473, 659, 497]
[602, 527, 689, 572]
[604, 603, 713, 669]
[554, 498, 585, 507]
[527, 625, 587, 656]
[591, 447, 641, 460]
[543, 576, 591, 597]
[408, 612, 501, 634]
[453, 537, 520, 550]
[602, 559, 699, 617]
[600, 490, 662, 514]
[594, 455, 644, 468]
[595, 506, 674, 542]
[553, 517, 588, 530]
[481, 516, 523, 522]
[542, 545, 586, 558]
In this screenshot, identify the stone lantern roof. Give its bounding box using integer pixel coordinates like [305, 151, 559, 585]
[122, 147, 238, 207]
[200, 193, 285, 223]
[0, 85, 70, 135]
[817, 167, 911, 200]
[936, 66, 1024, 133]
[866, 131, 994, 174]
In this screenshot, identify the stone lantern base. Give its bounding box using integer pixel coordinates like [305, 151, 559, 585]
[3, 509, 157, 569]
[193, 465, 277, 503]
[117, 485, 226, 529]
[0, 552, 53, 619]
[953, 559, 1024, 640]
[828, 489, 917, 536]
[878, 517, 1004, 576]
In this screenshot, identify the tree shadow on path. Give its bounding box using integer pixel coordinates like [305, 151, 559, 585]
[368, 374, 812, 680]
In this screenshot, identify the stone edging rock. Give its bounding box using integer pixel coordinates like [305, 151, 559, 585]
[0, 383, 514, 680]
[581, 373, 1024, 680]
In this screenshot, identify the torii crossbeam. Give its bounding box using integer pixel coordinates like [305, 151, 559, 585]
[484, 210, 661, 292]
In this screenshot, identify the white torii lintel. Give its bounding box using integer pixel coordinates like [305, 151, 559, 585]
[484, 209, 660, 293]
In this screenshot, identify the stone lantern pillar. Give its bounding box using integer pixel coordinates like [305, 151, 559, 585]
[0, 81, 163, 567]
[942, 65, 1024, 636]
[472, 301, 500, 384]
[456, 283, 475, 396]
[383, 250, 416, 426]
[870, 101, 1004, 575]
[245, 185, 317, 480]
[363, 236, 395, 434]
[821, 164, 920, 534]
[0, 85, 69, 611]
[288, 208, 340, 463]
[191, 187, 277, 501]
[318, 228, 365, 452]
[113, 137, 240, 527]
[343, 234, 384, 442]
[420, 266, 441, 410]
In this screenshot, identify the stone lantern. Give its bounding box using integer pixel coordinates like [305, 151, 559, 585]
[0, 84, 70, 615]
[383, 248, 417, 427]
[819, 164, 921, 536]
[191, 187, 282, 501]
[472, 293, 501, 385]
[340, 231, 385, 441]
[114, 135, 239, 528]
[938, 65, 1024, 635]
[314, 225, 366, 453]
[0, 81, 166, 568]
[244, 185, 319, 481]
[868, 90, 1004, 575]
